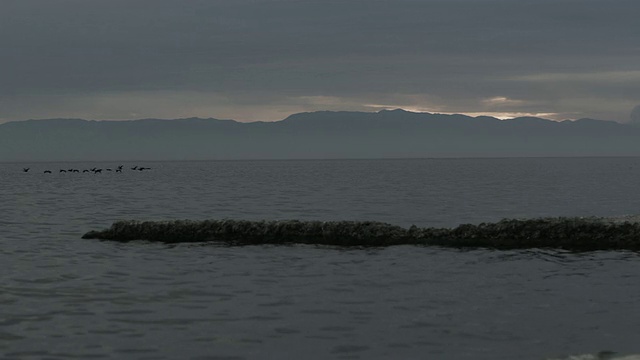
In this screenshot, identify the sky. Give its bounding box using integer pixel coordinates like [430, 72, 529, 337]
[1, 0, 639, 123]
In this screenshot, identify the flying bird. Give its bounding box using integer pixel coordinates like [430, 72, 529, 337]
[23, 168, 30, 172]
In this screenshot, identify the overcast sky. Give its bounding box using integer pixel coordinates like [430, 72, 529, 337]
[1, 0, 639, 123]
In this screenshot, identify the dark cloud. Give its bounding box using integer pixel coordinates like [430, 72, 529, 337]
[631, 105, 640, 125]
[1, 0, 639, 122]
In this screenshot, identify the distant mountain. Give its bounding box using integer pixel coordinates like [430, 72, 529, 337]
[1, 110, 639, 161]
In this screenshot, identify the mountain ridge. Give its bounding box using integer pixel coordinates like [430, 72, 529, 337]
[1, 110, 638, 161]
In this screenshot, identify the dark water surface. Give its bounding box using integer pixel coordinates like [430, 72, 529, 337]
[2, 158, 640, 359]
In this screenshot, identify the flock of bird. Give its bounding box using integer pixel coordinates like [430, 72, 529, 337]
[22, 165, 152, 174]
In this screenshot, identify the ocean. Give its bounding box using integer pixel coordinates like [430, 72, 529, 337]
[2, 158, 640, 359]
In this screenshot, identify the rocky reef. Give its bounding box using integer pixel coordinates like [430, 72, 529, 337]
[547, 352, 640, 360]
[82, 216, 640, 250]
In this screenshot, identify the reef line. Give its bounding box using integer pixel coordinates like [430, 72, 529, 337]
[82, 216, 640, 250]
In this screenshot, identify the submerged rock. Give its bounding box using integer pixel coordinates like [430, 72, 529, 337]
[82, 217, 640, 250]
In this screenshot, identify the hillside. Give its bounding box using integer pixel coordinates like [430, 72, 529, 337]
[1, 110, 638, 161]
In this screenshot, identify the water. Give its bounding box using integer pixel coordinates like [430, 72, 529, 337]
[2, 158, 640, 359]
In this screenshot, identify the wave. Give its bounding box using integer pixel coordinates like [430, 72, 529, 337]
[82, 216, 640, 250]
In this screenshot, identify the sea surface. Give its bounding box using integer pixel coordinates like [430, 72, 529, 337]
[2, 157, 640, 360]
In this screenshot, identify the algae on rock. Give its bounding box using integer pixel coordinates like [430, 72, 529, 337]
[82, 216, 640, 250]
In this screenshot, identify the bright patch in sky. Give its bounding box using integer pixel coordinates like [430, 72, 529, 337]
[482, 96, 526, 106]
[364, 103, 559, 121]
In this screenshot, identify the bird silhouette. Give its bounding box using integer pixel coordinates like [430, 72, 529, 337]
[23, 168, 30, 172]
[60, 169, 67, 173]
[44, 170, 51, 174]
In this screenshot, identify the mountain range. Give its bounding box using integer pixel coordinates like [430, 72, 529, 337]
[1, 109, 639, 161]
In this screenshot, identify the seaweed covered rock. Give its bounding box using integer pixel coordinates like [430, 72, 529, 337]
[82, 219, 415, 246]
[424, 217, 640, 250]
[82, 216, 640, 250]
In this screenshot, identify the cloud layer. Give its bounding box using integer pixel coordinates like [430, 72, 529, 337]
[1, 0, 639, 122]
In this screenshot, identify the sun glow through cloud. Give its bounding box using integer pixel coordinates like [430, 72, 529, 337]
[482, 96, 526, 106]
[364, 103, 560, 120]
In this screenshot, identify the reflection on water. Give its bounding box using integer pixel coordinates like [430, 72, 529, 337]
[2, 158, 640, 359]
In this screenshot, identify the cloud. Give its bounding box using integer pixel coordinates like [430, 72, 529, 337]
[631, 105, 640, 125]
[511, 71, 640, 84]
[0, 0, 639, 122]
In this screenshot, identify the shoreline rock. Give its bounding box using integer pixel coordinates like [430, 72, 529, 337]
[82, 216, 640, 250]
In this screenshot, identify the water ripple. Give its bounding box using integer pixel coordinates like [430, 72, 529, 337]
[3, 159, 640, 359]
